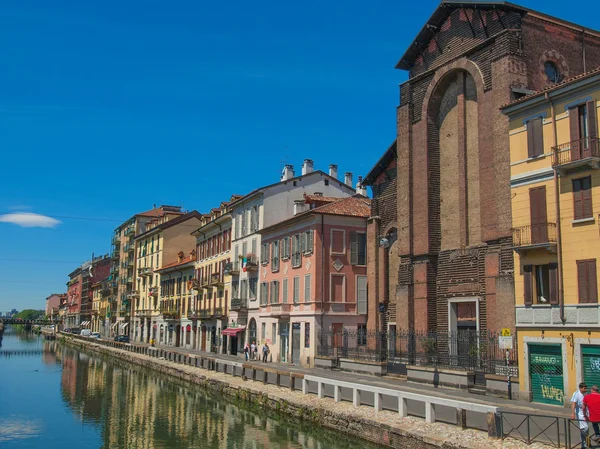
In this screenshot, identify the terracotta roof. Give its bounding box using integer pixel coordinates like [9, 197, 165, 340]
[137, 205, 183, 218]
[303, 194, 341, 204]
[156, 257, 196, 271]
[135, 211, 202, 240]
[501, 66, 600, 109]
[312, 195, 371, 218]
[259, 195, 370, 234]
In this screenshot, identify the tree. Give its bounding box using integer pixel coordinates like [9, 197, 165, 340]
[13, 309, 45, 320]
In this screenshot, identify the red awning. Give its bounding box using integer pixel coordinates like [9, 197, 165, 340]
[221, 327, 245, 336]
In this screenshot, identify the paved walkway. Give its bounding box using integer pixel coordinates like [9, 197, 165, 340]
[129, 339, 569, 418]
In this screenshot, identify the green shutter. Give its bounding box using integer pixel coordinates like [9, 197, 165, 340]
[529, 344, 564, 405]
[583, 345, 600, 387]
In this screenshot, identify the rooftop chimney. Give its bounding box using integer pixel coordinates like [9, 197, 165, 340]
[302, 159, 314, 175]
[294, 200, 309, 215]
[344, 172, 353, 187]
[281, 164, 295, 182]
[329, 164, 338, 179]
[356, 176, 368, 196]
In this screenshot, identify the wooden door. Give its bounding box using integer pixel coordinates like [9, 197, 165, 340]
[332, 323, 343, 348]
[529, 186, 548, 244]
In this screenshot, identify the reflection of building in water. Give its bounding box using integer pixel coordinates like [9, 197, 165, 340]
[42, 341, 58, 365]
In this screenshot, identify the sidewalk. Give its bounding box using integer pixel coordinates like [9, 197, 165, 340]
[132, 340, 569, 418]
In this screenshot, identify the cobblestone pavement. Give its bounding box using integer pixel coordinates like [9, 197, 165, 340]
[87, 340, 559, 449]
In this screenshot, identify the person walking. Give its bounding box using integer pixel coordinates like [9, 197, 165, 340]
[572, 382, 589, 448]
[243, 342, 250, 361]
[262, 343, 270, 363]
[250, 341, 256, 361]
[584, 385, 600, 443]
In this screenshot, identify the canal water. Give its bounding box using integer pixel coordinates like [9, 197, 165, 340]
[1, 330, 384, 449]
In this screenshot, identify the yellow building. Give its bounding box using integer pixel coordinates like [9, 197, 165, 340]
[502, 68, 600, 406]
[191, 201, 234, 354]
[132, 210, 201, 344]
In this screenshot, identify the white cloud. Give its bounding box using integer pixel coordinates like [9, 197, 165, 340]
[0, 212, 61, 228]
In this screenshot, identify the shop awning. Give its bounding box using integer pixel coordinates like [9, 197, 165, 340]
[121, 322, 130, 331]
[111, 322, 119, 330]
[221, 327, 245, 336]
[81, 321, 90, 327]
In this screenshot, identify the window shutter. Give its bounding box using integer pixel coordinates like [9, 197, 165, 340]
[309, 231, 314, 252]
[282, 278, 288, 303]
[293, 277, 299, 303]
[357, 276, 367, 314]
[588, 100, 597, 142]
[527, 119, 535, 158]
[350, 231, 358, 265]
[574, 179, 583, 220]
[523, 265, 533, 305]
[275, 281, 279, 303]
[304, 275, 311, 301]
[578, 260, 589, 303]
[583, 177, 593, 219]
[549, 263, 558, 305]
[301, 232, 306, 253]
[570, 106, 581, 159]
[527, 117, 543, 158]
[588, 260, 598, 303]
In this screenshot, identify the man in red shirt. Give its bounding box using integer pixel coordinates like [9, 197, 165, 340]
[584, 385, 600, 442]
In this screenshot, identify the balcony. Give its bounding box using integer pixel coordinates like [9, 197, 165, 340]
[552, 138, 600, 174]
[245, 256, 259, 272]
[187, 310, 199, 319]
[268, 303, 291, 317]
[124, 226, 135, 237]
[138, 267, 153, 277]
[512, 223, 557, 253]
[213, 307, 223, 318]
[210, 273, 224, 287]
[223, 262, 240, 276]
[128, 290, 140, 299]
[200, 278, 211, 289]
[109, 280, 119, 289]
[230, 297, 247, 311]
[161, 309, 180, 319]
[111, 235, 121, 245]
[199, 309, 211, 319]
[123, 243, 134, 253]
[135, 308, 154, 318]
[111, 251, 120, 261]
[149, 287, 159, 297]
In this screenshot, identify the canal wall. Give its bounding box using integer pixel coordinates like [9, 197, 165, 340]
[59, 336, 527, 449]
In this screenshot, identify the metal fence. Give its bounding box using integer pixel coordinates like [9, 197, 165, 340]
[500, 412, 594, 448]
[317, 329, 518, 377]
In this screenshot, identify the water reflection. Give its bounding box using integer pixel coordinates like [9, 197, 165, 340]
[52, 344, 380, 449]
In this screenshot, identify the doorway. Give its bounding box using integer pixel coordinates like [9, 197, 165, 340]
[201, 326, 207, 351]
[175, 325, 181, 347]
[279, 322, 289, 363]
[292, 323, 301, 365]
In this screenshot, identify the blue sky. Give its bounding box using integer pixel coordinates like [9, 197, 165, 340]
[0, 0, 595, 311]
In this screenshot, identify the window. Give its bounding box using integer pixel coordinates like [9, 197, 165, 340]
[249, 277, 257, 299]
[271, 240, 279, 272]
[523, 264, 558, 305]
[291, 234, 302, 268]
[236, 213, 241, 239]
[544, 61, 561, 83]
[251, 238, 257, 257]
[261, 322, 266, 341]
[573, 177, 592, 220]
[272, 323, 277, 344]
[577, 259, 598, 304]
[331, 230, 345, 254]
[281, 237, 290, 260]
[293, 276, 300, 304]
[260, 282, 268, 305]
[526, 117, 544, 158]
[282, 278, 288, 303]
[260, 243, 269, 264]
[331, 275, 344, 302]
[357, 324, 367, 345]
[304, 274, 311, 302]
[234, 245, 239, 262]
[350, 231, 367, 265]
[240, 279, 247, 299]
[302, 230, 314, 254]
[324, 179, 329, 186]
[304, 322, 310, 348]
[241, 210, 247, 237]
[270, 280, 279, 304]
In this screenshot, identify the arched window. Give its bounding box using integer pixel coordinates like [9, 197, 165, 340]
[544, 61, 561, 83]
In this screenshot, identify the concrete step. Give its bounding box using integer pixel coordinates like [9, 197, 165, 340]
[468, 387, 487, 396]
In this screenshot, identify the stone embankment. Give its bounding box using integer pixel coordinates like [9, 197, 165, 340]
[62, 335, 554, 449]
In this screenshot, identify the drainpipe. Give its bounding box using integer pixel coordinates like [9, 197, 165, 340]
[546, 92, 566, 323]
[320, 214, 326, 342]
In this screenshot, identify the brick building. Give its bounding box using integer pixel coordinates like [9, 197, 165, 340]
[363, 1, 600, 338]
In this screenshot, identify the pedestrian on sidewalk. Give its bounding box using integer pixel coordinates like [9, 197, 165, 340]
[243, 343, 250, 361]
[251, 341, 256, 360]
[584, 385, 600, 443]
[262, 343, 270, 363]
[572, 382, 589, 449]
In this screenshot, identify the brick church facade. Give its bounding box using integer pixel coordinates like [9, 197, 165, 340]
[363, 1, 600, 336]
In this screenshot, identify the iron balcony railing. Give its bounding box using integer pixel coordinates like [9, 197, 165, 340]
[123, 243, 134, 253]
[124, 226, 135, 237]
[213, 307, 223, 318]
[552, 137, 600, 167]
[199, 309, 211, 319]
[512, 223, 557, 247]
[210, 273, 224, 287]
[149, 287, 159, 297]
[230, 297, 247, 310]
[223, 262, 240, 276]
[111, 235, 121, 245]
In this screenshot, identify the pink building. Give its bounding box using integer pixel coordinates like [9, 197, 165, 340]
[45, 293, 64, 318]
[255, 195, 370, 366]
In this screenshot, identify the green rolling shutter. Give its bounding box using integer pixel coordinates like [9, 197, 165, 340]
[530, 344, 564, 406]
[582, 346, 600, 387]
